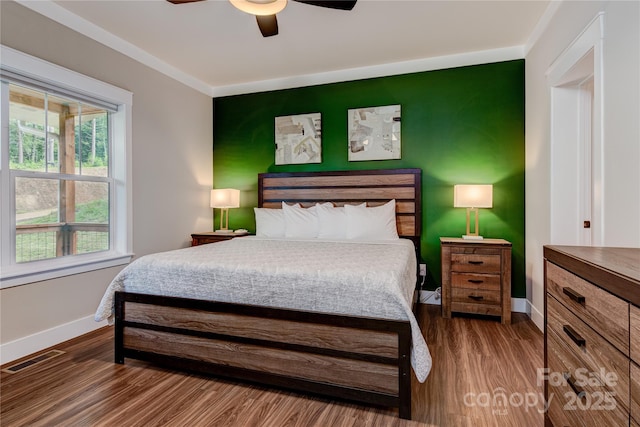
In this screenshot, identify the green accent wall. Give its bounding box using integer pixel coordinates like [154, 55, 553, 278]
[213, 60, 525, 297]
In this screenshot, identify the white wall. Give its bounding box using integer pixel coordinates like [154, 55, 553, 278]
[525, 0, 640, 330]
[0, 1, 213, 363]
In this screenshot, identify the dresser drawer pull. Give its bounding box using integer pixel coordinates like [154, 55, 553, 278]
[562, 325, 586, 347]
[564, 373, 587, 401]
[468, 260, 484, 265]
[468, 295, 484, 301]
[562, 287, 586, 304]
[468, 279, 484, 284]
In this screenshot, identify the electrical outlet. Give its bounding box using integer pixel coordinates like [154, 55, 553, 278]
[419, 264, 427, 277]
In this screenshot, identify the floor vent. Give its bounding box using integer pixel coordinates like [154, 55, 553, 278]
[2, 350, 65, 374]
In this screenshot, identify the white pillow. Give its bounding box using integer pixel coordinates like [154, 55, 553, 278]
[316, 203, 346, 239]
[316, 203, 365, 239]
[345, 200, 399, 240]
[282, 202, 323, 238]
[254, 207, 285, 237]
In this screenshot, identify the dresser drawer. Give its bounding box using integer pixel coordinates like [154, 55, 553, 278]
[546, 261, 630, 355]
[547, 296, 630, 411]
[451, 272, 501, 291]
[632, 305, 640, 365]
[450, 252, 501, 273]
[547, 329, 629, 426]
[546, 382, 585, 427]
[632, 362, 640, 424]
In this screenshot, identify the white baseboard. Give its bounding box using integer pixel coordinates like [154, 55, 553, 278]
[511, 297, 529, 314]
[529, 301, 544, 332]
[0, 315, 107, 365]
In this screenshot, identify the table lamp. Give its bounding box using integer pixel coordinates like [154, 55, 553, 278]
[210, 188, 240, 233]
[454, 184, 493, 240]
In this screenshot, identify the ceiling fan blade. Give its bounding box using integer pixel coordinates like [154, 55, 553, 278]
[256, 15, 278, 37]
[167, 0, 205, 4]
[292, 0, 357, 11]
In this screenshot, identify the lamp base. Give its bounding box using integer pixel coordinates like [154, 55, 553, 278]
[462, 235, 484, 240]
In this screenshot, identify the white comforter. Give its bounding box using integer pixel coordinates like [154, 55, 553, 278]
[95, 237, 432, 382]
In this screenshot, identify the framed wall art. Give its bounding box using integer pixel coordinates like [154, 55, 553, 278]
[348, 105, 401, 161]
[275, 113, 322, 165]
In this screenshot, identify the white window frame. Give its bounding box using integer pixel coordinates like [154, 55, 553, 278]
[0, 45, 133, 288]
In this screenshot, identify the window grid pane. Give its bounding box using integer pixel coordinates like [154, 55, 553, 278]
[76, 230, 109, 254]
[15, 176, 109, 262]
[9, 84, 49, 172]
[16, 231, 57, 263]
[10, 82, 111, 264]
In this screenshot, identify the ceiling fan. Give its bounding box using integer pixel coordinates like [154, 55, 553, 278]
[167, 0, 357, 38]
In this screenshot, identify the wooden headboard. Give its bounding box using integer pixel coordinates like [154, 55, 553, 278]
[258, 168, 421, 238]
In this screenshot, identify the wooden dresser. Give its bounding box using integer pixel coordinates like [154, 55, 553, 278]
[544, 246, 640, 427]
[441, 238, 512, 324]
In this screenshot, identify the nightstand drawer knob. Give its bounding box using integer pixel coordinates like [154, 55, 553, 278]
[562, 287, 586, 304]
[468, 279, 484, 284]
[468, 295, 484, 301]
[468, 260, 484, 265]
[563, 324, 586, 347]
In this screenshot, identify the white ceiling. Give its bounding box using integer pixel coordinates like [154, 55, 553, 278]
[46, 0, 551, 95]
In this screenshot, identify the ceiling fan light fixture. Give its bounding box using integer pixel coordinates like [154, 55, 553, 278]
[230, 0, 287, 16]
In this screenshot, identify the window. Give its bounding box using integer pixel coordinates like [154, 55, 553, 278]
[1, 46, 132, 288]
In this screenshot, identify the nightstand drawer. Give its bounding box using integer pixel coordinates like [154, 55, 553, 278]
[451, 287, 500, 305]
[547, 296, 630, 411]
[450, 253, 501, 273]
[451, 272, 500, 291]
[546, 261, 629, 355]
[191, 232, 251, 246]
[450, 301, 501, 316]
[194, 236, 230, 245]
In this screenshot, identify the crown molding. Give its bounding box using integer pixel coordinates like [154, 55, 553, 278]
[524, 0, 563, 56]
[213, 45, 525, 97]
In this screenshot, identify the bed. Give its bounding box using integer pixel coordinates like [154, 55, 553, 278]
[96, 168, 429, 419]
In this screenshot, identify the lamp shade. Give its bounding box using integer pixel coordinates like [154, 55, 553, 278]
[454, 185, 493, 208]
[210, 189, 240, 208]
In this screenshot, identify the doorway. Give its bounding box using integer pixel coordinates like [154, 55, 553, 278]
[547, 13, 604, 246]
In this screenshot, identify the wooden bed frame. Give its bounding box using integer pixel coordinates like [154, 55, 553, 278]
[114, 168, 422, 419]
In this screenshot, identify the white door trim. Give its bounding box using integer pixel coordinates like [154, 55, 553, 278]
[547, 13, 604, 246]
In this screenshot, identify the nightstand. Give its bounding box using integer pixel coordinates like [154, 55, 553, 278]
[191, 232, 249, 246]
[440, 237, 512, 324]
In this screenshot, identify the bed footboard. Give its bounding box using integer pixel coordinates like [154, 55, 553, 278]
[114, 291, 413, 419]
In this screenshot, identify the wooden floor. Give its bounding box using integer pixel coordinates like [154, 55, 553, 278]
[1, 305, 543, 426]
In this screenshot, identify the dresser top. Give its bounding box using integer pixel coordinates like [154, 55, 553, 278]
[544, 245, 640, 307]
